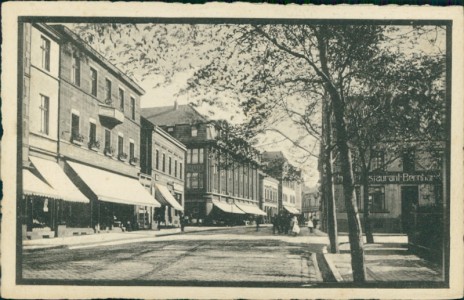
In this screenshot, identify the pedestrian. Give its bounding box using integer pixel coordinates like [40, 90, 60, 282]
[307, 216, 314, 234]
[255, 216, 261, 231]
[272, 217, 277, 234]
[291, 216, 300, 236]
[180, 213, 185, 232]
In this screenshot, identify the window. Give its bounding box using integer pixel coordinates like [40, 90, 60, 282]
[179, 163, 183, 179]
[105, 78, 112, 101]
[370, 151, 385, 171]
[199, 148, 204, 163]
[118, 135, 124, 156]
[402, 150, 415, 172]
[119, 88, 124, 111]
[39, 95, 49, 134]
[168, 157, 172, 175]
[162, 153, 166, 172]
[130, 97, 135, 120]
[71, 54, 80, 86]
[40, 36, 50, 71]
[89, 121, 97, 143]
[90, 67, 98, 96]
[191, 126, 198, 137]
[104, 129, 111, 150]
[175, 160, 178, 177]
[186, 173, 191, 188]
[129, 141, 135, 160]
[71, 113, 80, 138]
[191, 173, 199, 188]
[155, 150, 159, 170]
[186, 149, 192, 163]
[167, 127, 174, 132]
[192, 148, 199, 164]
[369, 186, 385, 212]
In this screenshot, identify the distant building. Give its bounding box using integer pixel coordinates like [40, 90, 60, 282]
[140, 117, 186, 229]
[301, 186, 320, 221]
[261, 151, 302, 216]
[259, 174, 279, 222]
[142, 103, 265, 225]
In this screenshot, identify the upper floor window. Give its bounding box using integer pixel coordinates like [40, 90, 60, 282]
[370, 150, 385, 171]
[39, 95, 49, 135]
[186, 149, 192, 164]
[130, 97, 136, 120]
[71, 54, 80, 86]
[118, 135, 124, 155]
[191, 126, 198, 137]
[192, 148, 199, 164]
[104, 128, 111, 151]
[168, 157, 172, 175]
[162, 153, 166, 172]
[174, 160, 178, 177]
[179, 163, 183, 179]
[90, 67, 98, 97]
[71, 112, 80, 138]
[89, 121, 97, 144]
[40, 36, 50, 71]
[105, 78, 112, 102]
[167, 127, 174, 132]
[155, 150, 160, 170]
[129, 141, 135, 161]
[119, 88, 125, 112]
[402, 150, 415, 172]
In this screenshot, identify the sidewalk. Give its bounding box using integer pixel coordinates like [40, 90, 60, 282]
[323, 240, 444, 282]
[22, 226, 225, 251]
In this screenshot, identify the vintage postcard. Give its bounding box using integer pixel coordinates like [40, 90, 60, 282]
[1, 2, 463, 299]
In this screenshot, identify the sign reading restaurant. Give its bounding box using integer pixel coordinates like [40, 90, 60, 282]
[333, 172, 441, 184]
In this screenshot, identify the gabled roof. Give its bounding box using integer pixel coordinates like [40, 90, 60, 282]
[141, 104, 208, 127]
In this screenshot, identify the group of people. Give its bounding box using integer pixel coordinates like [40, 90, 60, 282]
[271, 214, 316, 236]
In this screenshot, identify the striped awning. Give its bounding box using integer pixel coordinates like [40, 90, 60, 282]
[23, 169, 61, 199]
[212, 200, 245, 214]
[234, 203, 267, 216]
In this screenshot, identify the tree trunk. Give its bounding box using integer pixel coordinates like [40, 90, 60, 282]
[322, 100, 339, 253]
[316, 29, 366, 282]
[361, 171, 375, 244]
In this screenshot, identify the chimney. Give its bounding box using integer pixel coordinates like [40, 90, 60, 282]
[174, 100, 178, 110]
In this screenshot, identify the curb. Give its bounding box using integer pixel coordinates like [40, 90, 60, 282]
[22, 244, 67, 252]
[322, 250, 344, 282]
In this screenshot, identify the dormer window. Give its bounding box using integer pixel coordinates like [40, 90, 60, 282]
[191, 126, 198, 137]
[167, 127, 174, 132]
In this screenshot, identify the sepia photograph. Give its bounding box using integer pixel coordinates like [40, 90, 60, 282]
[1, 2, 463, 299]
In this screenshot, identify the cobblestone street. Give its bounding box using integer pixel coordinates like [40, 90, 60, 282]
[22, 226, 325, 285]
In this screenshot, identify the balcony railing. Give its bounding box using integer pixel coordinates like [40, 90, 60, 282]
[104, 146, 114, 157]
[118, 152, 128, 161]
[88, 139, 100, 151]
[129, 157, 138, 166]
[71, 133, 84, 145]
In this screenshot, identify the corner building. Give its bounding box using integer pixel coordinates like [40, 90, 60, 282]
[142, 103, 265, 225]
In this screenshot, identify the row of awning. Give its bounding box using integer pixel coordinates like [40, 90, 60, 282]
[24, 157, 183, 211]
[212, 200, 267, 216]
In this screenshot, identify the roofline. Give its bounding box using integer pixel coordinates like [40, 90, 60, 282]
[32, 23, 62, 42]
[141, 104, 209, 124]
[52, 25, 145, 96]
[154, 126, 187, 151]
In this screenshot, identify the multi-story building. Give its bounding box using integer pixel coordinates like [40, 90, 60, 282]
[261, 151, 301, 216]
[142, 103, 265, 225]
[140, 117, 186, 229]
[301, 186, 320, 221]
[333, 145, 444, 234]
[259, 174, 279, 223]
[19, 23, 160, 239]
[20, 23, 90, 239]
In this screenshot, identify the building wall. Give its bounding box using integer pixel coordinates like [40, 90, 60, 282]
[28, 25, 60, 157]
[58, 40, 142, 178]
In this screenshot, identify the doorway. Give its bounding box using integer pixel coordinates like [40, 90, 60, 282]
[401, 186, 419, 233]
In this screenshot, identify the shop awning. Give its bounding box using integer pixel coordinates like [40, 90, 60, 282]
[29, 157, 89, 203]
[23, 169, 61, 199]
[212, 200, 245, 214]
[67, 161, 160, 207]
[155, 183, 183, 211]
[234, 203, 267, 216]
[283, 205, 300, 214]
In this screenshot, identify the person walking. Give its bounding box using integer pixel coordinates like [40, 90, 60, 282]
[255, 216, 261, 232]
[307, 215, 314, 234]
[291, 215, 300, 236]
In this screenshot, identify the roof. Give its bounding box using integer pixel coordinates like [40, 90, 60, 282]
[262, 151, 287, 162]
[141, 104, 208, 127]
[51, 25, 145, 95]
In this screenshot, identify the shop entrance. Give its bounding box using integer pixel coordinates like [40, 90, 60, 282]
[401, 186, 419, 233]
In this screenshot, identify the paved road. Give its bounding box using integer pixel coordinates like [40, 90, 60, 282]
[22, 226, 327, 286]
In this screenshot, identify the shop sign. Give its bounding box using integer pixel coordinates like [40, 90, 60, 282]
[334, 172, 441, 184]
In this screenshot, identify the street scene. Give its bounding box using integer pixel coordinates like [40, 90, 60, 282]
[17, 17, 449, 287]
